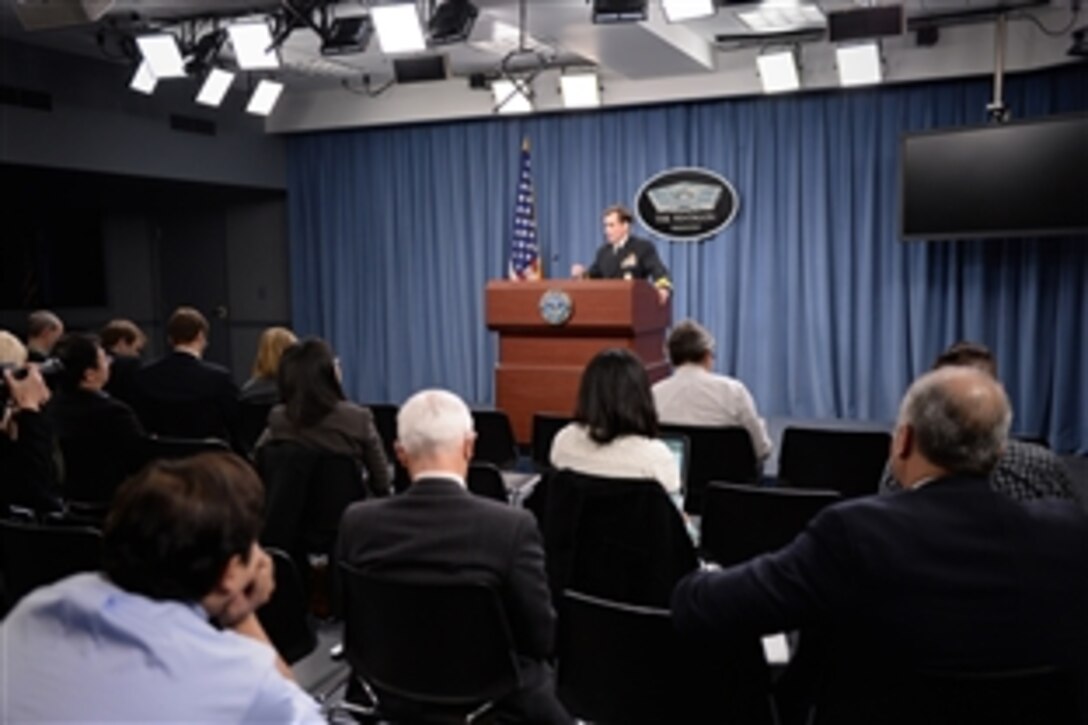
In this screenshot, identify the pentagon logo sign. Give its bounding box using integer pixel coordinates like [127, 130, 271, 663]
[635, 167, 739, 241]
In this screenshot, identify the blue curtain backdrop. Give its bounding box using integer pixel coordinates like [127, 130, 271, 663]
[286, 65, 1088, 453]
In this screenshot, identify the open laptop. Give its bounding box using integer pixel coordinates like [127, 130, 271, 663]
[658, 432, 690, 497]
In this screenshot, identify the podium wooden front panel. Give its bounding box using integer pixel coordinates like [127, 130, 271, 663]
[486, 280, 671, 444]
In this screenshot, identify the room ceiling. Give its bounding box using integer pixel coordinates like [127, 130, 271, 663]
[1, 0, 1082, 131]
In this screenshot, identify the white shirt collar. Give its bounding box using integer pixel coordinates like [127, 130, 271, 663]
[411, 471, 467, 488]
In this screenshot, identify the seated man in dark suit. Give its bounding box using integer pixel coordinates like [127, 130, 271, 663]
[100, 318, 147, 409]
[133, 306, 239, 446]
[879, 340, 1076, 503]
[48, 333, 146, 504]
[672, 366, 1088, 718]
[336, 389, 570, 724]
[25, 309, 64, 363]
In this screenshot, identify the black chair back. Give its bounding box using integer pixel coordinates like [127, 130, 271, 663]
[256, 441, 365, 563]
[257, 546, 317, 664]
[524, 469, 696, 608]
[659, 424, 760, 514]
[471, 409, 519, 469]
[338, 563, 520, 716]
[0, 518, 102, 609]
[237, 400, 274, 455]
[530, 412, 573, 470]
[557, 589, 775, 725]
[139, 435, 230, 467]
[778, 427, 891, 498]
[467, 462, 508, 503]
[812, 665, 1082, 725]
[701, 482, 842, 566]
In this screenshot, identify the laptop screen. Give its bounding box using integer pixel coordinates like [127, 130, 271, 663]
[659, 433, 690, 495]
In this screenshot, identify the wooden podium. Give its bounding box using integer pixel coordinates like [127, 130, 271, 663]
[485, 280, 671, 444]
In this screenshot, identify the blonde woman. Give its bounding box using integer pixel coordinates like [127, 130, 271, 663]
[240, 327, 297, 406]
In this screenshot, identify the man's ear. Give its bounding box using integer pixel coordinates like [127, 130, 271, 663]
[891, 424, 914, 462]
[214, 553, 248, 598]
[463, 433, 476, 462]
[394, 441, 409, 470]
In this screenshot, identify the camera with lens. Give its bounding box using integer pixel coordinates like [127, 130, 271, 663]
[0, 358, 65, 406]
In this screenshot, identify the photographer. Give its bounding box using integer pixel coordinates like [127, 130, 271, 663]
[0, 330, 61, 514]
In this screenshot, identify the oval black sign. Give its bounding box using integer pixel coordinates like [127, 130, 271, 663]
[634, 167, 739, 241]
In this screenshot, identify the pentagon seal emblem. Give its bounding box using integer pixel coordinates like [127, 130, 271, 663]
[539, 289, 573, 326]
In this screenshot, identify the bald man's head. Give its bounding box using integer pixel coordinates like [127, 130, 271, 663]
[895, 367, 1011, 479]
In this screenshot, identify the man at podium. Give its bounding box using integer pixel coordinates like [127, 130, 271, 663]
[571, 204, 672, 305]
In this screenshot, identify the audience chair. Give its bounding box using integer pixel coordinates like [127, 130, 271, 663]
[367, 403, 410, 493]
[470, 409, 519, 469]
[336, 563, 520, 723]
[556, 589, 776, 725]
[530, 412, 574, 471]
[0, 518, 102, 610]
[467, 462, 509, 503]
[700, 482, 842, 567]
[139, 435, 230, 467]
[256, 441, 366, 576]
[778, 427, 891, 498]
[257, 546, 318, 665]
[811, 665, 1082, 725]
[659, 424, 760, 515]
[237, 400, 274, 455]
[524, 470, 697, 608]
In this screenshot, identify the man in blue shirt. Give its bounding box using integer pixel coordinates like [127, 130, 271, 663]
[0, 452, 323, 723]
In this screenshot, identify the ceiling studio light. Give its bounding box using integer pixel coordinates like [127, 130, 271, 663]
[228, 21, 280, 70]
[136, 33, 186, 79]
[837, 41, 882, 87]
[492, 78, 532, 114]
[756, 49, 799, 94]
[321, 15, 373, 56]
[661, 0, 715, 23]
[560, 72, 601, 109]
[592, 0, 648, 24]
[196, 67, 235, 107]
[372, 4, 427, 54]
[129, 60, 157, 94]
[246, 79, 284, 116]
[738, 3, 824, 33]
[429, 0, 478, 45]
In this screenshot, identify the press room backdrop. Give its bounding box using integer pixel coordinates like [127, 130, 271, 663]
[286, 64, 1088, 454]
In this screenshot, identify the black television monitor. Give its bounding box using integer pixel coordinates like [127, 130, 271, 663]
[900, 112, 1088, 241]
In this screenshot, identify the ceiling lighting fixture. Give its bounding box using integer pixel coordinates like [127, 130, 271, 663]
[228, 21, 280, 70]
[129, 60, 157, 94]
[246, 79, 284, 115]
[560, 72, 601, 108]
[195, 68, 235, 107]
[661, 0, 715, 23]
[592, 0, 648, 24]
[136, 33, 186, 79]
[492, 78, 533, 114]
[372, 4, 427, 54]
[321, 15, 373, 56]
[429, 0, 479, 45]
[738, 3, 825, 33]
[837, 41, 883, 87]
[756, 49, 800, 94]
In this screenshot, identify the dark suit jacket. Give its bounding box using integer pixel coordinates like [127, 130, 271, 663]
[673, 476, 1088, 683]
[103, 354, 143, 410]
[586, 235, 670, 285]
[132, 351, 239, 444]
[47, 388, 146, 504]
[0, 410, 62, 513]
[337, 477, 555, 661]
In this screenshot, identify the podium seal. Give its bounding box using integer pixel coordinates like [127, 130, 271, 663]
[538, 289, 573, 325]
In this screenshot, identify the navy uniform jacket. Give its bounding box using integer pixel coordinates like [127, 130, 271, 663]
[672, 476, 1088, 677]
[587, 235, 671, 288]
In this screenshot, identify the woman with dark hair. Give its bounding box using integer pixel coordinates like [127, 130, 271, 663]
[549, 348, 680, 494]
[257, 338, 391, 496]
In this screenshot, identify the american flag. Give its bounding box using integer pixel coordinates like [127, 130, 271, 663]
[508, 137, 542, 281]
